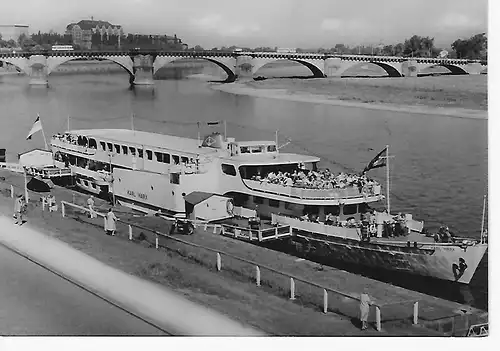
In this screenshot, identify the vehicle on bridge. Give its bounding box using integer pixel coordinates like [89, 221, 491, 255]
[51, 45, 75, 52]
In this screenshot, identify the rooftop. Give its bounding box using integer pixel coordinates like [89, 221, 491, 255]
[66, 20, 121, 31]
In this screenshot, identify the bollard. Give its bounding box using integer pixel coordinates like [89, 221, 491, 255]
[10, 185, 14, 198]
[255, 266, 261, 287]
[204, 223, 208, 231]
[61, 201, 65, 217]
[375, 306, 381, 331]
[290, 277, 296, 300]
[413, 301, 419, 325]
[128, 225, 133, 241]
[323, 289, 328, 314]
[103, 217, 107, 230]
[216, 252, 221, 271]
[155, 235, 159, 249]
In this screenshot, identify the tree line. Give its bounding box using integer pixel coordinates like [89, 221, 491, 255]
[189, 33, 486, 60]
[1, 31, 487, 60]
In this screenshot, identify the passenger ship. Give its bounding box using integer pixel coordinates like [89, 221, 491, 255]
[49, 127, 487, 284]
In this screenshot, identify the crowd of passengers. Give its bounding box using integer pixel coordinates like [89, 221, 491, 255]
[299, 211, 456, 243]
[53, 133, 96, 148]
[251, 168, 378, 191]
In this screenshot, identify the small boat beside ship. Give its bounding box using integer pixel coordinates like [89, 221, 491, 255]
[40, 123, 487, 284]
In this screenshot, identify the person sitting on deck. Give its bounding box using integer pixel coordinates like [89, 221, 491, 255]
[325, 213, 335, 225]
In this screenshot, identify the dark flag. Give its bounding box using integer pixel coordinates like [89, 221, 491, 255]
[363, 147, 388, 174]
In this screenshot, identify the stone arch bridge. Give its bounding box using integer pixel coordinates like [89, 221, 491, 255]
[0, 51, 487, 86]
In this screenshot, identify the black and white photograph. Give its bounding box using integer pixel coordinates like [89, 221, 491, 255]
[0, 0, 493, 344]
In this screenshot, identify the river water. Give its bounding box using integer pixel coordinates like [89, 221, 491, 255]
[0, 67, 488, 310]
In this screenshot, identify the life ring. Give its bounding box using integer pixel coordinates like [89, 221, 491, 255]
[226, 199, 234, 216]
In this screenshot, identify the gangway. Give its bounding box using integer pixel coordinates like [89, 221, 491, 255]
[220, 223, 292, 243]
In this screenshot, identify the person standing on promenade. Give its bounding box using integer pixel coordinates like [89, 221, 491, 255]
[14, 194, 26, 225]
[47, 194, 57, 213]
[87, 195, 96, 219]
[359, 288, 372, 330]
[105, 208, 118, 236]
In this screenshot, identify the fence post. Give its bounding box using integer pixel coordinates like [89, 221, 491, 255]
[290, 277, 296, 300]
[216, 252, 221, 271]
[275, 227, 278, 239]
[375, 306, 381, 331]
[413, 301, 419, 325]
[10, 185, 13, 198]
[213, 225, 217, 234]
[323, 289, 328, 314]
[258, 229, 263, 242]
[155, 235, 159, 249]
[255, 265, 261, 287]
[42, 197, 45, 211]
[128, 225, 132, 240]
[61, 201, 65, 217]
[289, 226, 292, 236]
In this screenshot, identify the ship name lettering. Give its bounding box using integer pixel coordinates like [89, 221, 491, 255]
[127, 190, 135, 197]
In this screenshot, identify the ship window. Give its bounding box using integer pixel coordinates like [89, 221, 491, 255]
[251, 146, 263, 153]
[324, 205, 340, 216]
[269, 199, 280, 208]
[181, 156, 189, 164]
[221, 164, 237, 176]
[163, 153, 170, 163]
[100, 141, 106, 151]
[122, 146, 128, 155]
[343, 204, 357, 215]
[88, 138, 97, 149]
[172, 155, 180, 164]
[170, 173, 180, 184]
[358, 203, 370, 214]
[240, 146, 250, 154]
[129, 147, 136, 155]
[155, 152, 163, 162]
[284, 202, 293, 210]
[267, 145, 277, 152]
[146, 150, 153, 160]
[138, 149, 143, 158]
[114, 144, 120, 154]
[254, 196, 264, 204]
[107, 143, 113, 151]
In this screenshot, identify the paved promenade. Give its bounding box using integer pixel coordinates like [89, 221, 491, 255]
[0, 215, 265, 336]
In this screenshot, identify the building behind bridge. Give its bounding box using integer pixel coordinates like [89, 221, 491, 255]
[0, 24, 29, 43]
[66, 19, 124, 50]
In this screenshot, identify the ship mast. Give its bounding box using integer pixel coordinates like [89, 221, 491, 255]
[386, 144, 390, 214]
[481, 194, 486, 239]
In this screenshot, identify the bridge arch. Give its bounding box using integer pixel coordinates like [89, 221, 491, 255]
[153, 56, 237, 82]
[46, 56, 134, 77]
[430, 64, 468, 75]
[369, 62, 402, 77]
[252, 58, 325, 78]
[0, 58, 28, 75]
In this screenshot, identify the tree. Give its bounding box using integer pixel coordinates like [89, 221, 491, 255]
[451, 33, 487, 59]
[402, 35, 435, 57]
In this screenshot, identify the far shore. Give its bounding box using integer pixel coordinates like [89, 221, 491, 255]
[211, 76, 487, 120]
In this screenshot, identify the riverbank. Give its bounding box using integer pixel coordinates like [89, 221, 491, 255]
[211, 75, 487, 119]
[0, 169, 487, 336]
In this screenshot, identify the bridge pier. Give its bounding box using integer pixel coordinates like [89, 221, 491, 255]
[28, 55, 49, 86]
[132, 54, 155, 86]
[401, 60, 419, 77]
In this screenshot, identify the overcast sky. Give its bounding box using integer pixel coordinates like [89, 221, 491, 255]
[0, 0, 488, 49]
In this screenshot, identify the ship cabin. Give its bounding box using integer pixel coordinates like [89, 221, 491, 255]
[217, 137, 385, 225]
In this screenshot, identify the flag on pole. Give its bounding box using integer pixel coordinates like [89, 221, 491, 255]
[26, 115, 42, 140]
[363, 147, 388, 174]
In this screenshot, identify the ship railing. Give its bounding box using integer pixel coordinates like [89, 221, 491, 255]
[27, 166, 73, 178]
[51, 139, 97, 155]
[35, 196, 426, 332]
[272, 213, 361, 240]
[0, 162, 25, 173]
[243, 179, 382, 200]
